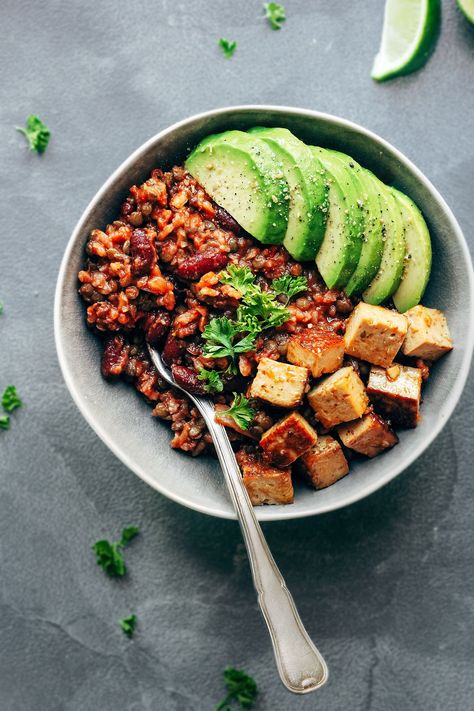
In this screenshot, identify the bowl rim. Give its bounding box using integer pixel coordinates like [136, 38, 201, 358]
[54, 104, 474, 521]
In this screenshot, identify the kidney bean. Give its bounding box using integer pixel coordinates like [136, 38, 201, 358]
[213, 205, 241, 234]
[162, 334, 187, 366]
[176, 249, 228, 281]
[130, 228, 156, 275]
[171, 365, 205, 395]
[144, 310, 171, 346]
[101, 334, 130, 378]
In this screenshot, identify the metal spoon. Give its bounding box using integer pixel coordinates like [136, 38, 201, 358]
[147, 344, 328, 694]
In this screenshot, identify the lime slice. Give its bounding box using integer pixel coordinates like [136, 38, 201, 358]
[458, 0, 474, 25]
[371, 0, 441, 81]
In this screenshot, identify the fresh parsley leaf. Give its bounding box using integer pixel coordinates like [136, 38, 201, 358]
[119, 614, 137, 638]
[271, 274, 308, 303]
[238, 288, 289, 330]
[264, 2, 286, 30]
[16, 115, 50, 154]
[2, 385, 22, 413]
[215, 667, 258, 710]
[120, 526, 140, 546]
[197, 368, 224, 394]
[220, 265, 255, 295]
[224, 394, 255, 431]
[0, 416, 10, 431]
[92, 526, 139, 577]
[219, 38, 237, 59]
[202, 317, 256, 360]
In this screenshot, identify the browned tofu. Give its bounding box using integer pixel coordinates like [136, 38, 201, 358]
[259, 412, 317, 466]
[300, 435, 349, 489]
[237, 450, 294, 505]
[367, 364, 422, 428]
[287, 328, 344, 378]
[344, 302, 408, 367]
[248, 357, 309, 408]
[338, 412, 398, 458]
[307, 366, 369, 428]
[402, 305, 453, 361]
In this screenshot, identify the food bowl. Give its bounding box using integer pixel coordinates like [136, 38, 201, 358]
[54, 106, 474, 521]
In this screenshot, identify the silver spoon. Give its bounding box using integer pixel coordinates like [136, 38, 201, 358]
[147, 344, 328, 694]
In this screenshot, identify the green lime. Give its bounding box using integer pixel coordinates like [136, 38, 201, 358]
[371, 0, 441, 81]
[458, 0, 474, 25]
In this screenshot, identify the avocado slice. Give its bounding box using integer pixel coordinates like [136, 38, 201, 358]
[185, 130, 289, 244]
[248, 127, 328, 261]
[362, 182, 406, 305]
[391, 189, 432, 313]
[312, 147, 364, 289]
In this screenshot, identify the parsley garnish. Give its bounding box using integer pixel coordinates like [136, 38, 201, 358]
[2, 385, 22, 413]
[264, 2, 286, 30]
[119, 614, 137, 638]
[219, 38, 237, 59]
[16, 115, 51, 154]
[198, 367, 224, 394]
[0, 301, 3, 315]
[224, 394, 255, 431]
[215, 667, 258, 710]
[92, 526, 139, 577]
[0, 416, 10, 431]
[202, 317, 256, 360]
[271, 274, 308, 304]
[220, 265, 255, 296]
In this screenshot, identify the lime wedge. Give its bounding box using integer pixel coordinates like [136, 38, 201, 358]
[372, 0, 441, 81]
[458, 0, 474, 25]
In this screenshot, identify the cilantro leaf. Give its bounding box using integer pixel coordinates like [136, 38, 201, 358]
[16, 115, 50, 154]
[264, 2, 286, 30]
[2, 385, 22, 413]
[120, 526, 140, 546]
[92, 526, 139, 577]
[271, 274, 308, 303]
[223, 394, 255, 431]
[202, 317, 256, 359]
[219, 38, 237, 59]
[0, 416, 10, 431]
[215, 667, 258, 710]
[197, 368, 224, 394]
[119, 614, 137, 638]
[220, 265, 255, 296]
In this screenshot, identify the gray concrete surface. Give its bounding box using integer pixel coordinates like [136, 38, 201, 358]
[1, 1, 473, 709]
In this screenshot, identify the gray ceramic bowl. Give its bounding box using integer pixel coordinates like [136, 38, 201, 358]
[55, 106, 474, 521]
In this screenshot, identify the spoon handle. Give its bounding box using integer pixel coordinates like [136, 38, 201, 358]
[199, 400, 328, 694]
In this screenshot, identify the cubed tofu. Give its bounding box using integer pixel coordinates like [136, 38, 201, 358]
[237, 450, 294, 505]
[307, 366, 369, 428]
[344, 302, 408, 367]
[287, 328, 344, 378]
[300, 435, 349, 489]
[367, 364, 422, 428]
[402, 305, 453, 361]
[248, 357, 309, 408]
[259, 412, 317, 466]
[338, 412, 398, 458]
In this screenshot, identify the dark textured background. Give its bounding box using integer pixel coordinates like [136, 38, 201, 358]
[1, 1, 473, 709]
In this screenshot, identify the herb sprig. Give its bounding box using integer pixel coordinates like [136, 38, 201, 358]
[271, 274, 308, 304]
[219, 38, 237, 59]
[264, 2, 286, 30]
[197, 367, 224, 394]
[119, 614, 137, 638]
[92, 526, 139, 577]
[223, 394, 255, 431]
[2, 385, 23, 413]
[215, 667, 258, 710]
[16, 115, 50, 154]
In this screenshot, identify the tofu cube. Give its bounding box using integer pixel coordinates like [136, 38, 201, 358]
[307, 366, 369, 428]
[259, 412, 318, 466]
[300, 435, 349, 489]
[287, 328, 344, 378]
[402, 305, 453, 361]
[338, 412, 398, 458]
[344, 302, 408, 367]
[248, 357, 308, 408]
[237, 450, 294, 505]
[367, 364, 422, 428]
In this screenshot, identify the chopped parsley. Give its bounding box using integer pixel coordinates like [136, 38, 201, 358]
[264, 2, 286, 30]
[224, 394, 255, 431]
[202, 317, 256, 360]
[198, 367, 224, 394]
[2, 385, 22, 413]
[271, 274, 308, 304]
[215, 667, 258, 710]
[0, 416, 10, 431]
[219, 38, 237, 59]
[92, 526, 140, 577]
[16, 115, 50, 154]
[119, 614, 137, 638]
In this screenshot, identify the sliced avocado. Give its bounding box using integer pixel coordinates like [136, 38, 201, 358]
[363, 181, 406, 305]
[312, 147, 364, 289]
[248, 127, 328, 261]
[185, 130, 289, 244]
[391, 189, 432, 313]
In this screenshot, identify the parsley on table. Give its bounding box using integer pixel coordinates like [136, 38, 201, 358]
[219, 38, 237, 59]
[202, 317, 256, 360]
[215, 667, 258, 710]
[224, 394, 255, 431]
[271, 274, 308, 304]
[119, 614, 137, 638]
[16, 115, 50, 154]
[0, 416, 10, 431]
[2, 385, 22, 413]
[197, 368, 224, 394]
[264, 2, 286, 30]
[92, 526, 140, 577]
[0, 301, 3, 314]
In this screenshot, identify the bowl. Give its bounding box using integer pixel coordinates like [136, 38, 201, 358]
[54, 106, 474, 521]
